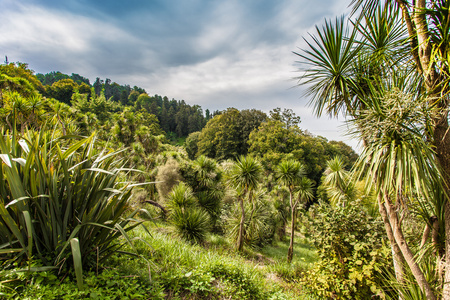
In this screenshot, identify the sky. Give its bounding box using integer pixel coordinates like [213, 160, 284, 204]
[0, 0, 360, 151]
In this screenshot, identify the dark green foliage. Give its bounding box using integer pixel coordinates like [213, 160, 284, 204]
[0, 129, 146, 272]
[36, 71, 90, 86]
[167, 183, 210, 243]
[4, 268, 165, 300]
[301, 202, 391, 299]
[179, 155, 225, 230]
[248, 118, 358, 192]
[45, 78, 78, 104]
[170, 206, 211, 244]
[93, 77, 103, 96]
[185, 131, 201, 160]
[197, 108, 267, 160]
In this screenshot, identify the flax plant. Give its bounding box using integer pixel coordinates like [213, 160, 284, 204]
[0, 127, 149, 283]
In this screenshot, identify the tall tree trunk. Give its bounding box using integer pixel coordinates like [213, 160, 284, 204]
[409, 0, 449, 296]
[363, 136, 406, 293]
[435, 117, 450, 299]
[385, 199, 437, 300]
[377, 194, 405, 292]
[237, 196, 245, 252]
[287, 206, 296, 263]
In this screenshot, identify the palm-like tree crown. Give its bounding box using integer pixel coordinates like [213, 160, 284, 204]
[296, 177, 314, 204]
[276, 159, 305, 191]
[229, 156, 262, 193]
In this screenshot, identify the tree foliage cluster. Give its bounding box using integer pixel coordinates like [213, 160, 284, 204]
[36, 70, 213, 138]
[188, 107, 358, 190]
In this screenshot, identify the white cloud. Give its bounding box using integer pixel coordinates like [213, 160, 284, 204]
[0, 0, 360, 151]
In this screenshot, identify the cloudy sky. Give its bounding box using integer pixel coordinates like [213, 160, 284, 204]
[0, 0, 360, 150]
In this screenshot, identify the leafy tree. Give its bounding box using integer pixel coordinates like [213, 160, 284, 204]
[248, 120, 303, 171]
[197, 108, 267, 160]
[128, 90, 139, 105]
[119, 90, 128, 105]
[70, 73, 90, 85]
[93, 77, 103, 96]
[104, 78, 112, 100]
[269, 107, 301, 129]
[248, 119, 357, 188]
[46, 79, 78, 105]
[134, 93, 151, 111]
[78, 82, 91, 96]
[185, 131, 201, 160]
[327, 141, 358, 170]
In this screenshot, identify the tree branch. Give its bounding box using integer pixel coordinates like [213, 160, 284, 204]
[396, 0, 423, 74]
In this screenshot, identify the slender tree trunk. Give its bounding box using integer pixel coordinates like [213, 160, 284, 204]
[384, 199, 437, 300]
[287, 206, 296, 263]
[377, 194, 405, 291]
[237, 196, 245, 252]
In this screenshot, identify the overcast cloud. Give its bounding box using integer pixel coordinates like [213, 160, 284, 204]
[0, 0, 359, 150]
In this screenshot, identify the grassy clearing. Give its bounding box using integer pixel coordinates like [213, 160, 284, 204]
[259, 238, 316, 265]
[128, 223, 317, 299]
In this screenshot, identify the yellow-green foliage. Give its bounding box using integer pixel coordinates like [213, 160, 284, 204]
[301, 202, 391, 299]
[155, 157, 183, 202]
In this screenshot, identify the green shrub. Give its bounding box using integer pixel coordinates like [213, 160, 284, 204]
[225, 195, 277, 249]
[5, 268, 165, 300]
[168, 183, 210, 243]
[300, 202, 391, 299]
[171, 206, 211, 243]
[0, 129, 147, 274]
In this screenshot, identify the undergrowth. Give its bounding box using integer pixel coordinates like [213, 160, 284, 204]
[2, 224, 317, 299]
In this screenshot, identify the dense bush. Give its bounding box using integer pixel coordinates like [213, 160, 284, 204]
[5, 268, 165, 300]
[301, 202, 391, 299]
[167, 182, 211, 243]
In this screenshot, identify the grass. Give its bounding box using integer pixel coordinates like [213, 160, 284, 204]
[3, 222, 318, 299]
[120, 223, 318, 299]
[259, 238, 317, 266]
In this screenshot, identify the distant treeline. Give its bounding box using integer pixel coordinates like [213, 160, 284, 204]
[36, 71, 215, 138]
